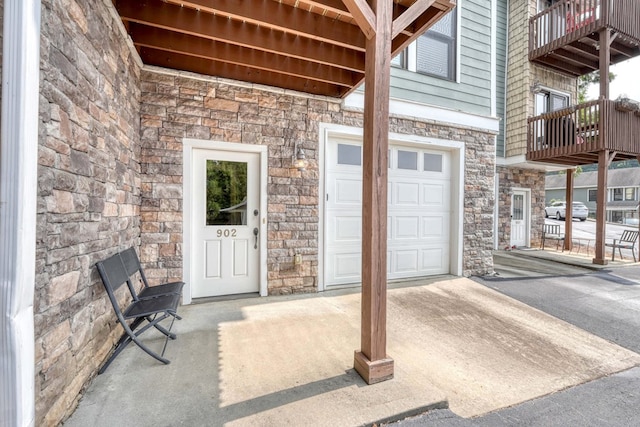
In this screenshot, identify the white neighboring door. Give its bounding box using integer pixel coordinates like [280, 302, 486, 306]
[511, 190, 529, 247]
[191, 148, 260, 298]
[325, 137, 451, 287]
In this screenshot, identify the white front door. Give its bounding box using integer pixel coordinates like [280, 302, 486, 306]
[191, 148, 260, 298]
[511, 190, 529, 247]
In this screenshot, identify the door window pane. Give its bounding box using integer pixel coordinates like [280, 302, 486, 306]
[513, 194, 524, 221]
[206, 160, 247, 226]
[337, 143, 361, 166]
[398, 150, 418, 170]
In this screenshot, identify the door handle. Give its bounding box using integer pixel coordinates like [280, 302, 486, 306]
[253, 227, 259, 249]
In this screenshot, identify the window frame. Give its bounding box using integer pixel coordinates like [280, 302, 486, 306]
[415, 8, 458, 81]
[535, 88, 571, 115]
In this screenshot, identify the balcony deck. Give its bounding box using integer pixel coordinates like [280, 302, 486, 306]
[527, 98, 640, 166]
[529, 0, 640, 76]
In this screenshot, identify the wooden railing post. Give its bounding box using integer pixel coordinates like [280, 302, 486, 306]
[565, 170, 574, 251]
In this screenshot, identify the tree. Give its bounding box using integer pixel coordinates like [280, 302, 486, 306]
[578, 71, 616, 103]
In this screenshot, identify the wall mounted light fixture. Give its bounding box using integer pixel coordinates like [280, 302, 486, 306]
[292, 142, 309, 171]
[530, 81, 542, 94]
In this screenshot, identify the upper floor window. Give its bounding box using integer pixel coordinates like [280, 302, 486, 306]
[626, 188, 637, 201]
[611, 188, 635, 202]
[535, 89, 570, 115]
[391, 51, 406, 69]
[613, 188, 624, 201]
[416, 9, 457, 81]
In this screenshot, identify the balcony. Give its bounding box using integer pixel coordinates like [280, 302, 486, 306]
[527, 98, 640, 166]
[529, 0, 640, 76]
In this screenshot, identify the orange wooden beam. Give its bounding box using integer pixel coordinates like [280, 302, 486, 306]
[341, 0, 376, 39]
[164, 0, 367, 51]
[392, 0, 436, 39]
[139, 47, 346, 97]
[129, 25, 360, 88]
[116, 0, 366, 73]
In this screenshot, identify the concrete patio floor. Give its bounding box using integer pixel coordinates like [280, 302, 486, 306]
[63, 277, 640, 427]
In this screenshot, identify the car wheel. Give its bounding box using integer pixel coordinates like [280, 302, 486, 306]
[556, 212, 562, 221]
[580, 218, 586, 222]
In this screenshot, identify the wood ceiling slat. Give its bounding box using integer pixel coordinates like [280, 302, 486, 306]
[115, 0, 366, 73]
[164, 0, 367, 51]
[139, 47, 345, 97]
[551, 48, 599, 71]
[129, 24, 360, 88]
[113, 0, 456, 98]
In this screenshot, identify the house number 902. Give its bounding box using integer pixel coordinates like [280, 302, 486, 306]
[217, 229, 237, 238]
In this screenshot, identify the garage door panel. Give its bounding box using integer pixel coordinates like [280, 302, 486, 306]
[328, 252, 361, 283]
[334, 178, 362, 205]
[422, 216, 448, 238]
[329, 215, 361, 243]
[394, 249, 419, 273]
[421, 247, 447, 270]
[422, 183, 447, 206]
[395, 216, 420, 239]
[395, 181, 420, 205]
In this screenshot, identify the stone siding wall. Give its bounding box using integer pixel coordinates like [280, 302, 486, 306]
[36, 0, 141, 425]
[139, 70, 497, 291]
[496, 166, 547, 248]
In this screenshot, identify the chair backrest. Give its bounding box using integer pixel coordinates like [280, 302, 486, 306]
[120, 247, 142, 278]
[96, 252, 130, 313]
[120, 247, 150, 289]
[544, 224, 562, 235]
[620, 230, 639, 243]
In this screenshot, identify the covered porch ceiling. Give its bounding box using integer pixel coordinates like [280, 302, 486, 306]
[113, 0, 456, 98]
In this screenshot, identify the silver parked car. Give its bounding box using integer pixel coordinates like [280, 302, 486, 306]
[544, 201, 588, 221]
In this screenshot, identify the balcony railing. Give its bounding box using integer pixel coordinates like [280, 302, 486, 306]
[527, 98, 640, 166]
[529, 0, 640, 76]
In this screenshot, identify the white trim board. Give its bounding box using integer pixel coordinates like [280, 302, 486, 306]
[343, 93, 500, 134]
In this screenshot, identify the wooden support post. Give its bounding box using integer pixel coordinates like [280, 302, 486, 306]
[354, 0, 394, 385]
[593, 28, 611, 264]
[564, 169, 574, 251]
[593, 150, 609, 264]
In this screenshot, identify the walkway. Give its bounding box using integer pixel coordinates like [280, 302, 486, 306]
[64, 277, 640, 426]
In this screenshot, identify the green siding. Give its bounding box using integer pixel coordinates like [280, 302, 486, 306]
[496, 0, 508, 157]
[387, 0, 494, 116]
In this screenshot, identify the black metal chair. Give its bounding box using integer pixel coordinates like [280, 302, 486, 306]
[605, 230, 639, 262]
[119, 247, 185, 301]
[541, 223, 565, 251]
[96, 252, 181, 373]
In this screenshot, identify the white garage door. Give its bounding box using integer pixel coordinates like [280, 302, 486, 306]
[325, 137, 451, 287]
